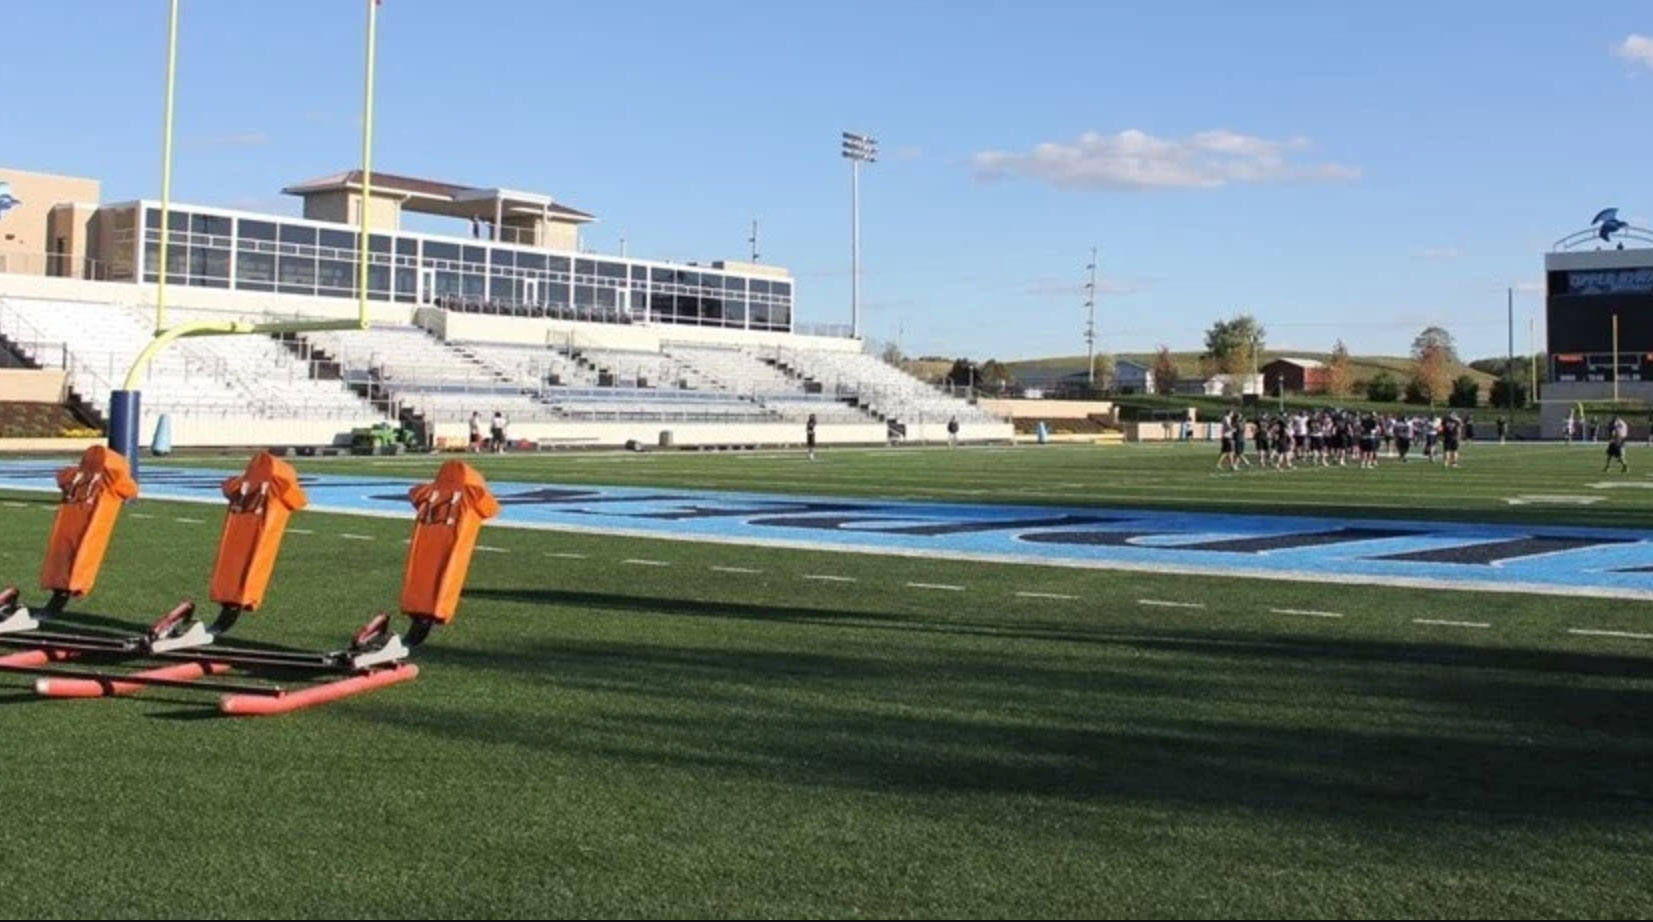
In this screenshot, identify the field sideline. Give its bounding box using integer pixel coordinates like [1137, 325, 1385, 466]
[0, 441, 1650, 917]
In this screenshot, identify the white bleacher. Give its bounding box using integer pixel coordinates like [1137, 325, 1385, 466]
[0, 297, 380, 422]
[453, 341, 597, 388]
[776, 347, 1000, 425]
[662, 344, 800, 395]
[577, 347, 704, 390]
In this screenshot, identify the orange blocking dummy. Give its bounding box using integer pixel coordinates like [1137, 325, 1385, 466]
[400, 461, 500, 623]
[208, 452, 309, 611]
[39, 445, 139, 597]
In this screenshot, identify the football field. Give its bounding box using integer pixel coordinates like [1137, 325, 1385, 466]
[0, 441, 1649, 918]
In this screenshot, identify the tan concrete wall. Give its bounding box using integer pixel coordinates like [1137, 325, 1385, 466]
[46, 203, 97, 279]
[0, 369, 68, 403]
[0, 436, 101, 454]
[711, 259, 793, 281]
[980, 398, 1113, 419]
[541, 221, 578, 251]
[0, 167, 101, 276]
[430, 420, 890, 450]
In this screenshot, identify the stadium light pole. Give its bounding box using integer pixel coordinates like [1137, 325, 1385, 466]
[841, 131, 877, 340]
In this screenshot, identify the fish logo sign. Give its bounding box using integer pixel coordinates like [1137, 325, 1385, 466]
[0, 182, 20, 220]
[1592, 207, 1630, 243]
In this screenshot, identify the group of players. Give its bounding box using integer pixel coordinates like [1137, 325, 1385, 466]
[1214, 409, 1469, 471]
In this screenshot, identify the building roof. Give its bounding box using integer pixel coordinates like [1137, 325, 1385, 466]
[281, 170, 595, 223]
[1265, 357, 1325, 369]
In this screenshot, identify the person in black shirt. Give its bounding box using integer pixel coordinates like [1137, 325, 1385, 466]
[1441, 413, 1462, 468]
[806, 413, 817, 461]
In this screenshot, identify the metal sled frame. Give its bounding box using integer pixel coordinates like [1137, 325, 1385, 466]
[0, 587, 431, 716]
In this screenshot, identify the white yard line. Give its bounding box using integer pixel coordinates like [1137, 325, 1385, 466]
[1137, 599, 1205, 609]
[1271, 608, 1344, 618]
[907, 582, 965, 591]
[1412, 618, 1489, 629]
[1015, 591, 1080, 600]
[1567, 628, 1653, 641]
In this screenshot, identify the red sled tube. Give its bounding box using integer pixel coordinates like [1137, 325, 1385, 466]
[219, 663, 418, 716]
[0, 648, 78, 669]
[36, 661, 232, 698]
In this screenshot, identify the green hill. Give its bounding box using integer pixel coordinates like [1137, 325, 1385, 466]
[1005, 351, 1496, 390]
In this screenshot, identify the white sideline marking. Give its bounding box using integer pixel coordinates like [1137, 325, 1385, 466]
[475, 545, 509, 553]
[173, 517, 204, 524]
[545, 551, 588, 559]
[131, 512, 155, 519]
[339, 533, 375, 541]
[907, 582, 964, 591]
[711, 566, 762, 574]
[1272, 608, 1344, 618]
[1568, 628, 1653, 641]
[1016, 591, 1079, 600]
[622, 558, 670, 567]
[1138, 598, 1204, 609]
[1412, 618, 1489, 629]
[287, 527, 314, 535]
[1, 501, 27, 508]
[804, 574, 857, 583]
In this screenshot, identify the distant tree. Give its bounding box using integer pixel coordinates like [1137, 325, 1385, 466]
[1489, 378, 1528, 409]
[1325, 339, 1354, 397]
[1090, 352, 1116, 390]
[1448, 374, 1480, 408]
[1414, 342, 1452, 405]
[1367, 370, 1400, 402]
[944, 358, 978, 388]
[978, 359, 1016, 393]
[1203, 314, 1266, 374]
[1411, 326, 1458, 364]
[1151, 346, 1180, 395]
[880, 341, 904, 365]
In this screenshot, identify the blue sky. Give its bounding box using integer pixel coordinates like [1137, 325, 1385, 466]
[8, 1, 1653, 361]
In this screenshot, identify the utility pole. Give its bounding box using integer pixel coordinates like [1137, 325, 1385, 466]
[749, 219, 760, 262]
[1506, 287, 1516, 418]
[1084, 246, 1098, 387]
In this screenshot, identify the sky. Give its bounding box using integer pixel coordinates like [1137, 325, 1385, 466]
[7, 1, 1653, 362]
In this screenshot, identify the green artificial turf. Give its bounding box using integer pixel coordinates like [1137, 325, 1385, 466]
[0, 441, 1648, 918]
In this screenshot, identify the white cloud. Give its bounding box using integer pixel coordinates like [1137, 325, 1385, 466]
[887, 145, 924, 162]
[1417, 246, 1462, 261]
[971, 128, 1359, 190]
[1514, 279, 1546, 295]
[1615, 34, 1653, 69]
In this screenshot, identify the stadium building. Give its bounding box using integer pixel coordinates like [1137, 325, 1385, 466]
[1543, 211, 1653, 436]
[0, 165, 1007, 449]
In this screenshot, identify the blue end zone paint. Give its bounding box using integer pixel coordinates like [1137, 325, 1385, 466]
[4, 461, 1653, 599]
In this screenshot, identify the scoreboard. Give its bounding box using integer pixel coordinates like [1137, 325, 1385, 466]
[1546, 253, 1653, 382]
